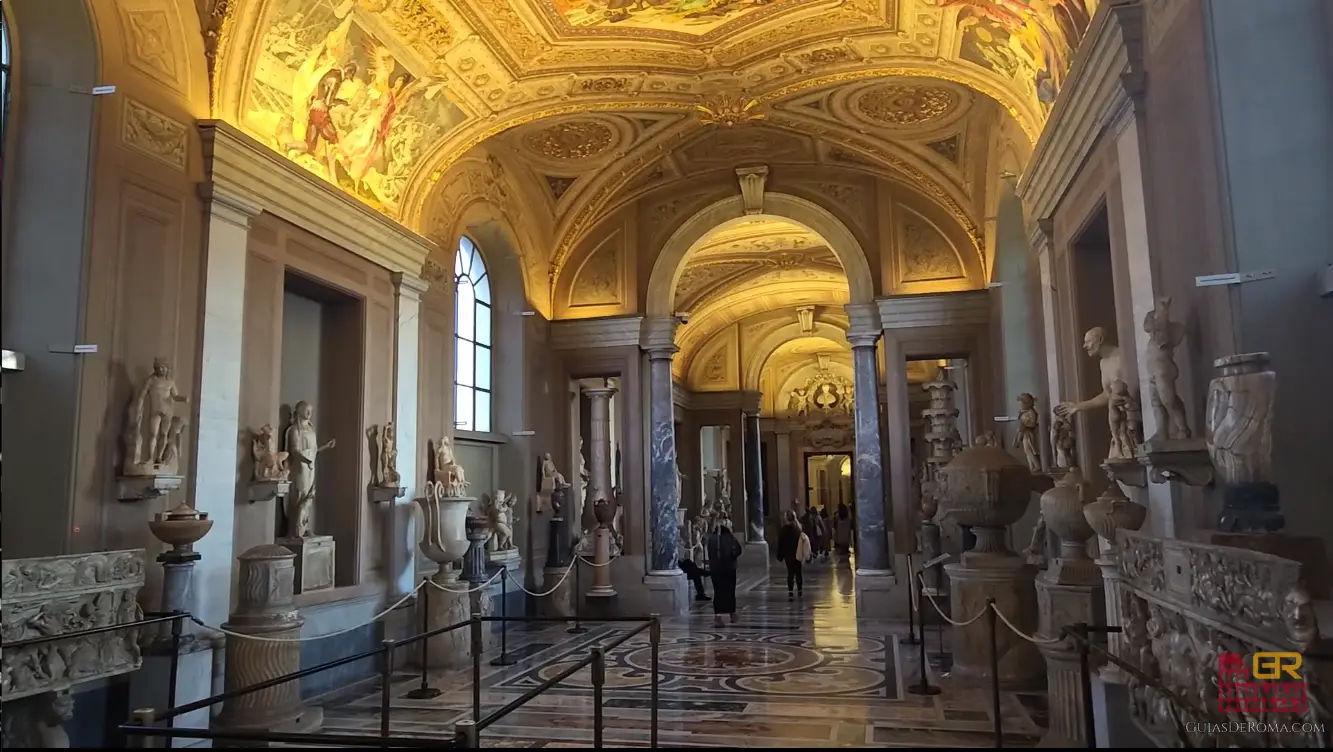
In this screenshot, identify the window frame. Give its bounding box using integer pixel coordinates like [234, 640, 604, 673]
[452, 236, 493, 434]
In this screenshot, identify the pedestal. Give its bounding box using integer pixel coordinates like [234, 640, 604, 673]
[542, 566, 575, 618]
[422, 570, 472, 668]
[1095, 553, 1128, 684]
[117, 474, 184, 501]
[1136, 437, 1214, 487]
[588, 527, 617, 597]
[643, 569, 689, 616]
[945, 558, 1043, 689]
[213, 545, 322, 745]
[463, 519, 490, 584]
[854, 570, 902, 619]
[1035, 570, 1104, 746]
[367, 485, 406, 504]
[249, 480, 290, 503]
[488, 547, 521, 571]
[276, 535, 335, 594]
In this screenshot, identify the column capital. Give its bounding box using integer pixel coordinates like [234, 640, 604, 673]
[391, 272, 430, 300]
[847, 331, 881, 349]
[1029, 217, 1055, 253]
[843, 302, 882, 340]
[640, 316, 679, 357]
[198, 183, 264, 228]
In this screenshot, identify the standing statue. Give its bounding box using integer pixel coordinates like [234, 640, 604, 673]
[366, 423, 401, 488]
[251, 424, 290, 482]
[1050, 411, 1077, 470]
[121, 357, 189, 476]
[285, 401, 336, 538]
[577, 438, 590, 497]
[540, 452, 568, 494]
[1142, 297, 1192, 440]
[1108, 380, 1144, 459]
[433, 437, 469, 496]
[1014, 393, 1042, 474]
[486, 490, 517, 552]
[717, 471, 732, 505]
[788, 387, 810, 417]
[1055, 326, 1126, 462]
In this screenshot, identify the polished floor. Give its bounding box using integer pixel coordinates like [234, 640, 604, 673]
[318, 559, 1048, 747]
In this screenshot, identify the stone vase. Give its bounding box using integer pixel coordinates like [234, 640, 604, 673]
[1082, 497, 1148, 554]
[416, 494, 474, 580]
[936, 441, 1032, 563]
[1205, 352, 1275, 486]
[1039, 468, 1094, 561]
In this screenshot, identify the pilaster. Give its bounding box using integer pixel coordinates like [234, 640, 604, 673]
[390, 272, 429, 596]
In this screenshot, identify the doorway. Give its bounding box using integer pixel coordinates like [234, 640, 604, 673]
[805, 452, 852, 513]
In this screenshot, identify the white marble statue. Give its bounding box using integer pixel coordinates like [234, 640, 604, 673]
[367, 423, 401, 488]
[1014, 393, 1041, 474]
[1142, 296, 1192, 440]
[1055, 327, 1126, 462]
[577, 438, 590, 496]
[1108, 379, 1144, 460]
[285, 401, 336, 538]
[1050, 412, 1077, 470]
[486, 490, 517, 552]
[433, 437, 469, 496]
[540, 452, 568, 493]
[251, 424, 290, 482]
[121, 357, 189, 476]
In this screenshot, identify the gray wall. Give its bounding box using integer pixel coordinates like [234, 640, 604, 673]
[1205, 0, 1333, 549]
[280, 291, 325, 414]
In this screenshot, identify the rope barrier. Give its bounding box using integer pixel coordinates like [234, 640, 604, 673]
[990, 601, 1064, 646]
[426, 567, 503, 594]
[915, 574, 989, 627]
[503, 564, 575, 597]
[190, 581, 426, 643]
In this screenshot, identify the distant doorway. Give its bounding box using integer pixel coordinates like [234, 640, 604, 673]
[805, 453, 852, 514]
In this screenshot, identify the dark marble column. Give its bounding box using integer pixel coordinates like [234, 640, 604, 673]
[646, 348, 680, 573]
[850, 332, 891, 573]
[743, 413, 765, 542]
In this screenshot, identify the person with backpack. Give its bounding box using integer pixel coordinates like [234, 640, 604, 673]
[777, 510, 811, 599]
[706, 524, 744, 627]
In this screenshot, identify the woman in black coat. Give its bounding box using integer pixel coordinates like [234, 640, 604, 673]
[706, 524, 743, 627]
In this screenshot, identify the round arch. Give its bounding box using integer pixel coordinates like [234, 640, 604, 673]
[742, 322, 849, 391]
[646, 193, 875, 317]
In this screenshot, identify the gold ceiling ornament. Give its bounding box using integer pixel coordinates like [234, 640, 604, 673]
[203, 0, 237, 113]
[386, 0, 455, 56]
[696, 92, 766, 127]
[523, 120, 617, 161]
[854, 84, 958, 127]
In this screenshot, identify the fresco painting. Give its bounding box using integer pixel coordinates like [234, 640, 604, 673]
[948, 0, 1094, 109]
[243, 0, 466, 217]
[551, 0, 812, 36]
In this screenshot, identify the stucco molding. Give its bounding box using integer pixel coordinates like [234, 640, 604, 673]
[550, 315, 645, 351]
[198, 121, 438, 276]
[877, 291, 990, 330]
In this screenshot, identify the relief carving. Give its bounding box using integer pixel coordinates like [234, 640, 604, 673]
[701, 350, 727, 384]
[900, 212, 965, 283]
[806, 182, 866, 232]
[121, 98, 189, 171]
[570, 239, 620, 307]
[121, 8, 181, 88]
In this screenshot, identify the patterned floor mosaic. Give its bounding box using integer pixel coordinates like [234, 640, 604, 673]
[317, 559, 1048, 747]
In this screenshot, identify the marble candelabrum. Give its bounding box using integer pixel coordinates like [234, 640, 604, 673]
[542, 485, 576, 619]
[213, 545, 322, 742]
[415, 481, 476, 668]
[117, 356, 188, 501]
[146, 503, 214, 645]
[1, 550, 148, 748]
[937, 437, 1043, 690]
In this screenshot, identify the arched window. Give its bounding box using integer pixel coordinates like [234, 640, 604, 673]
[454, 237, 492, 433]
[1, 7, 11, 165]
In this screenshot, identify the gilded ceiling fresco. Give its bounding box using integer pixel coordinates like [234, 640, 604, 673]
[548, 0, 834, 38]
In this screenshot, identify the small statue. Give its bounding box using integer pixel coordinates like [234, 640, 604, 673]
[121, 357, 189, 476]
[1014, 393, 1041, 474]
[976, 430, 999, 448]
[486, 490, 517, 552]
[788, 387, 810, 417]
[433, 437, 469, 496]
[1025, 516, 1048, 568]
[540, 452, 568, 494]
[1050, 411, 1077, 470]
[1142, 297, 1192, 440]
[1108, 379, 1143, 459]
[367, 423, 401, 488]
[716, 471, 732, 504]
[251, 424, 290, 482]
[577, 438, 590, 492]
[285, 401, 336, 538]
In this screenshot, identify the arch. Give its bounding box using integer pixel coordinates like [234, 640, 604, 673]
[453, 236, 493, 433]
[742, 321, 849, 391]
[647, 193, 874, 317]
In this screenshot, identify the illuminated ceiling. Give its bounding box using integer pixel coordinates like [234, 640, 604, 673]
[213, 0, 1093, 229]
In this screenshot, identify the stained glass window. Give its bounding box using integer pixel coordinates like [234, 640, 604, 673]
[454, 236, 492, 433]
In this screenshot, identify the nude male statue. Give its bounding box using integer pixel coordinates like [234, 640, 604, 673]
[1055, 327, 1129, 463]
[140, 358, 188, 465]
[1142, 296, 1192, 440]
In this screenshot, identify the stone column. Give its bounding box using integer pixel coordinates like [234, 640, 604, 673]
[390, 272, 428, 596]
[640, 317, 688, 614]
[742, 412, 766, 543]
[882, 331, 915, 556]
[849, 332, 889, 572]
[583, 381, 618, 505]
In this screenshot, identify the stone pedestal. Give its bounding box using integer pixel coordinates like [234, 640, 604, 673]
[421, 571, 472, 668]
[643, 570, 689, 616]
[277, 535, 335, 594]
[945, 558, 1043, 689]
[542, 566, 575, 618]
[854, 570, 901, 619]
[1094, 554, 1127, 683]
[1035, 571, 1105, 746]
[588, 527, 617, 597]
[488, 547, 521, 571]
[463, 518, 490, 584]
[213, 545, 322, 745]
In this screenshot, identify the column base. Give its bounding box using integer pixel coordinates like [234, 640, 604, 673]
[853, 570, 904, 619]
[642, 570, 689, 616]
[542, 566, 574, 618]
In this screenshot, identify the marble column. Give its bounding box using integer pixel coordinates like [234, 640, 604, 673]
[640, 317, 688, 614]
[849, 331, 889, 573]
[390, 272, 428, 596]
[584, 381, 618, 505]
[882, 331, 915, 556]
[742, 413, 765, 543]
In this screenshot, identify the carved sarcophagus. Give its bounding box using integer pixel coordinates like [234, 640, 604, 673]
[1, 549, 147, 701]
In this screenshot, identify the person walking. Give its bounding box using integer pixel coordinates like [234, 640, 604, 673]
[817, 507, 831, 559]
[707, 524, 743, 627]
[833, 503, 853, 561]
[777, 511, 811, 599]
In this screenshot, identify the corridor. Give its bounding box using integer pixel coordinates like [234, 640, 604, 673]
[319, 563, 1048, 747]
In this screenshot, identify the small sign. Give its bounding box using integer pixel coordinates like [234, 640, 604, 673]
[993, 415, 1017, 423]
[73, 344, 99, 354]
[922, 553, 952, 571]
[513, 430, 536, 436]
[1195, 270, 1275, 288]
[92, 85, 118, 96]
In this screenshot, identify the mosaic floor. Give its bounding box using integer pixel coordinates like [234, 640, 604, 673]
[317, 559, 1048, 748]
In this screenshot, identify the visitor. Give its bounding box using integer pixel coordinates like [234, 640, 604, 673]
[707, 524, 743, 627]
[804, 506, 825, 562]
[777, 511, 811, 599]
[679, 556, 711, 602]
[817, 507, 831, 559]
[833, 503, 853, 560]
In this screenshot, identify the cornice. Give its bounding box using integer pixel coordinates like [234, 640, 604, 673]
[549, 314, 645, 351]
[198, 121, 438, 276]
[876, 291, 990, 330]
[681, 390, 761, 413]
[1015, 3, 1133, 224]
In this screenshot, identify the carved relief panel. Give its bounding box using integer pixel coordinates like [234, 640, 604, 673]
[889, 204, 969, 293]
[686, 326, 740, 392]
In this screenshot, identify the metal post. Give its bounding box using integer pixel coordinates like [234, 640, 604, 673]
[932, 564, 946, 670]
[592, 647, 606, 749]
[407, 577, 441, 699]
[568, 555, 587, 634]
[987, 599, 1002, 749]
[1076, 624, 1096, 749]
[454, 720, 478, 748]
[379, 640, 395, 743]
[903, 554, 919, 646]
[470, 616, 483, 724]
[649, 614, 660, 749]
[490, 572, 516, 666]
[166, 613, 182, 748]
[907, 573, 941, 696]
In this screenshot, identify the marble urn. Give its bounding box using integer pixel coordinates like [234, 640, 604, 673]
[1039, 467, 1095, 560]
[937, 439, 1032, 564]
[1082, 496, 1147, 555]
[147, 502, 214, 556]
[416, 485, 475, 581]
